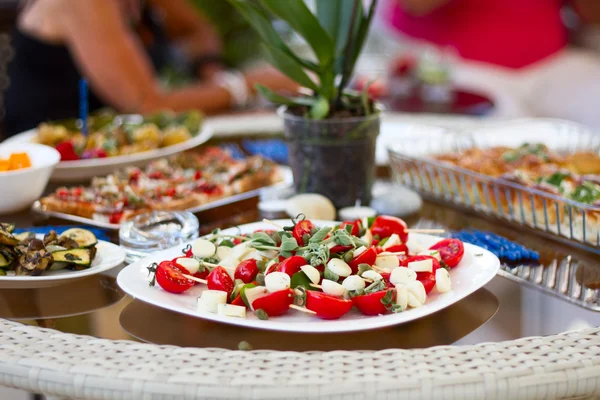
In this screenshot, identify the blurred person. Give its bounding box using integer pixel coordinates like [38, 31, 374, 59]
[3, 0, 297, 136]
[377, 0, 600, 128]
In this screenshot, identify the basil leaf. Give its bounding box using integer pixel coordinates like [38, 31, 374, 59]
[378, 237, 389, 247]
[345, 224, 353, 234]
[250, 232, 276, 246]
[333, 229, 354, 246]
[280, 235, 299, 252]
[346, 288, 365, 298]
[357, 263, 372, 275]
[219, 240, 235, 248]
[364, 279, 385, 294]
[390, 304, 404, 313]
[309, 226, 331, 243]
[324, 266, 339, 282]
[300, 242, 330, 267]
[380, 290, 394, 307]
[290, 271, 313, 289]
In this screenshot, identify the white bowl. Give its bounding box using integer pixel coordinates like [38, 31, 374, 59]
[0, 143, 60, 213]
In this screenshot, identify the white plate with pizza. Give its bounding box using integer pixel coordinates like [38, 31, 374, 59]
[33, 147, 292, 230]
[117, 218, 500, 333]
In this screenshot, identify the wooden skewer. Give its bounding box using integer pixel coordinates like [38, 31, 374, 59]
[183, 274, 207, 284]
[262, 218, 284, 230]
[289, 304, 316, 314]
[406, 229, 445, 234]
[194, 260, 235, 271]
[377, 252, 405, 257]
[310, 283, 322, 289]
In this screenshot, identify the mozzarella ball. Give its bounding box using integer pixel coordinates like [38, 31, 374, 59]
[321, 279, 346, 297]
[361, 270, 383, 281]
[327, 258, 352, 277]
[342, 275, 366, 291]
[264, 272, 291, 293]
[191, 239, 216, 258]
[174, 257, 200, 275]
[390, 267, 417, 285]
[300, 265, 321, 285]
[435, 268, 452, 293]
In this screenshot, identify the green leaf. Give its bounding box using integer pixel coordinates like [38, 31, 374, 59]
[255, 85, 316, 107]
[261, 43, 319, 92]
[280, 235, 299, 252]
[309, 97, 330, 120]
[324, 266, 339, 282]
[309, 226, 332, 244]
[260, 0, 334, 65]
[357, 263, 372, 275]
[290, 271, 313, 290]
[250, 232, 276, 246]
[333, 229, 355, 246]
[380, 290, 394, 307]
[364, 279, 385, 294]
[316, 0, 343, 48]
[219, 240, 235, 248]
[299, 242, 330, 268]
[227, 0, 319, 72]
[351, 0, 378, 68]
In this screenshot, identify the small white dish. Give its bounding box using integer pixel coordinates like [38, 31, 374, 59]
[0, 143, 60, 214]
[117, 220, 500, 333]
[0, 238, 125, 289]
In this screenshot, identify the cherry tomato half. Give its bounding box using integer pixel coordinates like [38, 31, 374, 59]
[348, 247, 377, 274]
[155, 261, 195, 294]
[172, 257, 209, 280]
[329, 245, 353, 254]
[251, 289, 295, 317]
[353, 290, 394, 316]
[275, 255, 306, 277]
[370, 216, 408, 243]
[340, 220, 361, 236]
[234, 259, 259, 283]
[385, 244, 409, 255]
[429, 238, 465, 268]
[292, 220, 314, 246]
[207, 266, 235, 297]
[305, 291, 353, 320]
[417, 271, 436, 294]
[231, 294, 246, 307]
[379, 271, 395, 288]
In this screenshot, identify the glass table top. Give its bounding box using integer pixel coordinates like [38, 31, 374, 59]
[4, 196, 600, 351]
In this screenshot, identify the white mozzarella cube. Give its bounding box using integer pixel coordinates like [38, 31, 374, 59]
[408, 258, 433, 273]
[215, 246, 233, 261]
[375, 253, 400, 270]
[390, 267, 417, 285]
[231, 242, 251, 260]
[217, 304, 247, 318]
[406, 280, 426, 305]
[300, 265, 321, 284]
[321, 279, 346, 297]
[406, 238, 426, 254]
[361, 270, 383, 281]
[382, 234, 401, 250]
[197, 290, 228, 313]
[265, 272, 291, 293]
[244, 286, 269, 310]
[327, 258, 352, 277]
[395, 284, 408, 310]
[174, 257, 200, 275]
[435, 268, 452, 293]
[342, 275, 366, 291]
[191, 239, 216, 258]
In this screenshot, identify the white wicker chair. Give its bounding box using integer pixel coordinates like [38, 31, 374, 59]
[1, 319, 599, 399]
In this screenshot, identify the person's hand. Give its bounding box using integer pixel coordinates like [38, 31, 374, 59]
[244, 66, 300, 95]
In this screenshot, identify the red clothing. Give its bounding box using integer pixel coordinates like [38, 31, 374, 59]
[387, 0, 567, 69]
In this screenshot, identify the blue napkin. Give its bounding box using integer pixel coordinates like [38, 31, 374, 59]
[13, 226, 111, 242]
[452, 229, 539, 263]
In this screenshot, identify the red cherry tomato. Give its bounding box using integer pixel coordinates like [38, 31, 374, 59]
[251, 289, 294, 316]
[352, 290, 393, 316]
[305, 291, 353, 320]
[231, 294, 246, 307]
[385, 244, 409, 255]
[348, 247, 377, 274]
[379, 272, 395, 288]
[55, 141, 80, 161]
[417, 271, 436, 294]
[207, 266, 235, 297]
[370, 216, 408, 243]
[155, 261, 195, 294]
[292, 220, 314, 246]
[339, 220, 361, 236]
[234, 259, 259, 283]
[429, 238, 465, 268]
[109, 212, 123, 224]
[171, 257, 209, 280]
[329, 245, 353, 254]
[275, 255, 306, 277]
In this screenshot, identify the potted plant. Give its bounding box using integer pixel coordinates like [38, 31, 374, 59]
[229, 0, 379, 208]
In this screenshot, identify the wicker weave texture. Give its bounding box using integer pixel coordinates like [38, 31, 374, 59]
[0, 319, 600, 399]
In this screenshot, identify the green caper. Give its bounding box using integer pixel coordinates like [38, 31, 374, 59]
[343, 251, 354, 263]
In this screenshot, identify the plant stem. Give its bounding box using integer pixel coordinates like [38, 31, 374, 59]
[335, 0, 360, 110]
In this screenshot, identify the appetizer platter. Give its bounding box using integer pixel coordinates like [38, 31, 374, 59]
[34, 147, 291, 229]
[3, 110, 212, 182]
[388, 119, 600, 252]
[117, 216, 499, 332]
[0, 224, 125, 288]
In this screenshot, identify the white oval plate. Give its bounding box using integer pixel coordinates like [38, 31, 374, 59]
[3, 125, 213, 183]
[0, 238, 126, 289]
[117, 220, 500, 333]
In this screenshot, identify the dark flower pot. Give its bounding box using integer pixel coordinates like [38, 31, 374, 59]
[280, 107, 380, 209]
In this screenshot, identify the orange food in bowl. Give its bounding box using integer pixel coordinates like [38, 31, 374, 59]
[0, 152, 32, 172]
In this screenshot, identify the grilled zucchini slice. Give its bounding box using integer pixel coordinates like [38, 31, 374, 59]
[51, 248, 93, 268]
[59, 228, 98, 248]
[13, 232, 35, 242]
[0, 223, 15, 234]
[0, 230, 19, 246]
[0, 253, 12, 269]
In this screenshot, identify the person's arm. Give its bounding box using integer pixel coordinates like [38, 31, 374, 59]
[394, 0, 452, 16]
[55, 0, 296, 114]
[572, 0, 600, 23]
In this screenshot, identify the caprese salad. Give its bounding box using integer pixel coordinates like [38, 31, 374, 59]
[145, 215, 465, 321]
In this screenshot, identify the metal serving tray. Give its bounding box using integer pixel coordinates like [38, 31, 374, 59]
[32, 167, 293, 230]
[388, 119, 600, 254]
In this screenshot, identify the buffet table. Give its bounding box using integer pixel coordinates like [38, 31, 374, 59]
[1, 192, 600, 399]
